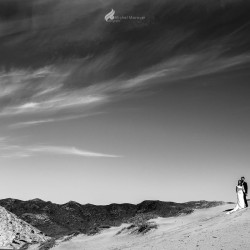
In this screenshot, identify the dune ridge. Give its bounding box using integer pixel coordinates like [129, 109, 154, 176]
[50, 204, 250, 250]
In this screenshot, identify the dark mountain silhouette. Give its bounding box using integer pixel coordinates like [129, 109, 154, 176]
[0, 199, 225, 238]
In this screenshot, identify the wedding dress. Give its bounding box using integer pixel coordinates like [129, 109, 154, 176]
[227, 185, 245, 214]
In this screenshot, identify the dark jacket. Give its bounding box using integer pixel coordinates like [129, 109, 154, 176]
[243, 181, 248, 194]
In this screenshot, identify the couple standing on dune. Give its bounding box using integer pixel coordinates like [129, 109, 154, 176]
[227, 176, 248, 214]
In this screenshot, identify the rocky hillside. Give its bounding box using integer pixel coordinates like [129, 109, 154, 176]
[0, 205, 50, 249]
[0, 199, 225, 238]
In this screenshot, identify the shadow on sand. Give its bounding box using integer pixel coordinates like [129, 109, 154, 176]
[223, 208, 234, 212]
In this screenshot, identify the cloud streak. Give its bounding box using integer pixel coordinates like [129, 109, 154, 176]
[0, 65, 109, 117]
[0, 0, 249, 120]
[9, 112, 105, 129]
[1, 52, 249, 119]
[28, 146, 120, 158]
[0, 137, 120, 159]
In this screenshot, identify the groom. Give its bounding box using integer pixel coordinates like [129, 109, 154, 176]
[241, 176, 248, 207]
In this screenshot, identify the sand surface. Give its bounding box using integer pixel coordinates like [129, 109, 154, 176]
[0, 206, 49, 249]
[51, 204, 250, 250]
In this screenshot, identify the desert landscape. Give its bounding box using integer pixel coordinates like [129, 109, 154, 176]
[33, 203, 250, 250]
[0, 0, 250, 249]
[0, 200, 249, 249]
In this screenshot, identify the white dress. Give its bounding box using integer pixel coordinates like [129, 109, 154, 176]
[227, 185, 245, 214]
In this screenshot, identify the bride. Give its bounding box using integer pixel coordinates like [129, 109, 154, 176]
[227, 180, 246, 214]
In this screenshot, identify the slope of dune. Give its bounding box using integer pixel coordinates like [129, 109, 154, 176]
[0, 206, 50, 249]
[49, 204, 250, 250]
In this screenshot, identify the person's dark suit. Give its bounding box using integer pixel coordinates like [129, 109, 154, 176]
[243, 181, 248, 207]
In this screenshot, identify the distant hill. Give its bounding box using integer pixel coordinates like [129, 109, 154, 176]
[0, 199, 225, 238]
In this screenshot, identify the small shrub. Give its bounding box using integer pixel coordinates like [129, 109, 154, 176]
[137, 222, 157, 234]
[116, 227, 126, 235]
[127, 224, 136, 230]
[99, 225, 111, 229]
[38, 239, 56, 250]
[116, 222, 157, 235]
[88, 227, 100, 235]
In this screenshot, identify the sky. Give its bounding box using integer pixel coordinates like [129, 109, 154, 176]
[0, 0, 250, 205]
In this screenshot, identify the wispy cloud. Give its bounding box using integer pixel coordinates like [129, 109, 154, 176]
[1, 53, 249, 118]
[0, 64, 158, 117]
[0, 72, 108, 116]
[0, 137, 120, 159]
[9, 112, 105, 129]
[0, 0, 250, 121]
[28, 146, 120, 158]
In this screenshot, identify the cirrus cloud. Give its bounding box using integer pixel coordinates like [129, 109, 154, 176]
[0, 137, 121, 159]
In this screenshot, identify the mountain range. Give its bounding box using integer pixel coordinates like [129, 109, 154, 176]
[0, 199, 225, 239]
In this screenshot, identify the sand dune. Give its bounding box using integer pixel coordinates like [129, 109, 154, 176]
[0, 206, 49, 249]
[50, 204, 250, 250]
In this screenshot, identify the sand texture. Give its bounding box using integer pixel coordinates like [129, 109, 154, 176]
[50, 204, 250, 250]
[0, 206, 50, 249]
